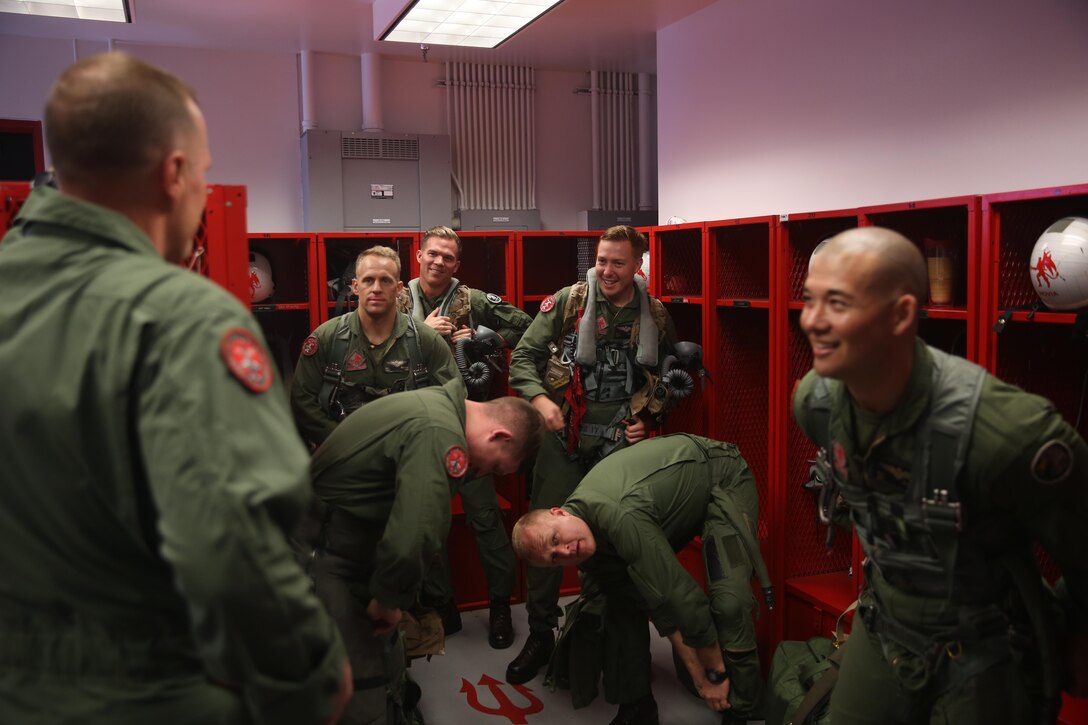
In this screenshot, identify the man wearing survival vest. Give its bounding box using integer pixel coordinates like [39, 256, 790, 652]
[505, 225, 678, 693]
[793, 227, 1088, 724]
[290, 245, 458, 448]
[399, 225, 533, 650]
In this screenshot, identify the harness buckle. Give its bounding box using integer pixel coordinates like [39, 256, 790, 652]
[921, 488, 962, 532]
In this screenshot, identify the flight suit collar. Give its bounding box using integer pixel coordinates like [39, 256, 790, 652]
[349, 307, 409, 345]
[15, 185, 159, 259]
[829, 338, 934, 457]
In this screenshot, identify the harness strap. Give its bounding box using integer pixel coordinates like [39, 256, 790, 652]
[317, 313, 354, 419]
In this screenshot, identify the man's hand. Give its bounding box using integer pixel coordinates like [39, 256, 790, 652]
[424, 308, 454, 338]
[366, 598, 402, 637]
[318, 658, 353, 725]
[623, 416, 649, 444]
[667, 632, 731, 712]
[696, 677, 731, 712]
[532, 395, 565, 432]
[450, 326, 473, 343]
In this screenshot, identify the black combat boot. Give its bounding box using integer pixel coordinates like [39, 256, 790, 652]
[505, 629, 553, 684]
[488, 597, 514, 649]
[608, 694, 659, 725]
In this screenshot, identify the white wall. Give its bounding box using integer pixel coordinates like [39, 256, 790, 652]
[0, 36, 600, 232]
[657, 0, 1088, 222]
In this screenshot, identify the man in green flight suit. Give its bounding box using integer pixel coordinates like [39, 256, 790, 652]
[296, 379, 545, 725]
[506, 225, 677, 694]
[793, 226, 1088, 723]
[401, 225, 533, 650]
[0, 53, 350, 725]
[290, 244, 458, 449]
[512, 434, 771, 725]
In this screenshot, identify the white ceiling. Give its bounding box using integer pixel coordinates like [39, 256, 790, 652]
[0, 0, 717, 73]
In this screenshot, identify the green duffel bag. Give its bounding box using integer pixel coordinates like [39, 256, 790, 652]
[764, 636, 838, 725]
[766, 601, 856, 725]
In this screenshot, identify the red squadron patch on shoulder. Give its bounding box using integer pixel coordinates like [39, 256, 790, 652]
[301, 335, 319, 357]
[444, 445, 469, 479]
[539, 295, 556, 313]
[831, 440, 848, 478]
[220, 327, 273, 393]
[1031, 439, 1073, 484]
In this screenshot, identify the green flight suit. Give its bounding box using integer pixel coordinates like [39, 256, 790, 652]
[402, 282, 531, 605]
[290, 310, 458, 448]
[509, 281, 676, 633]
[296, 379, 470, 725]
[793, 339, 1088, 724]
[0, 187, 346, 725]
[560, 434, 765, 716]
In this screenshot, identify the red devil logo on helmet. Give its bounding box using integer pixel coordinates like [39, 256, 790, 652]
[1033, 249, 1062, 289]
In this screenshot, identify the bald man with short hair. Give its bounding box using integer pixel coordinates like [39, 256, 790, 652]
[793, 226, 1088, 723]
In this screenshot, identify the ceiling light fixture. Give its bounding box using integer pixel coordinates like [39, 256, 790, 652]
[373, 0, 564, 50]
[0, 0, 132, 23]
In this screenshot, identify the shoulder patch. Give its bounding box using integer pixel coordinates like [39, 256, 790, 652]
[831, 440, 848, 478]
[1031, 439, 1073, 485]
[444, 445, 469, 478]
[486, 292, 502, 304]
[220, 327, 273, 393]
[301, 335, 319, 357]
[539, 294, 556, 313]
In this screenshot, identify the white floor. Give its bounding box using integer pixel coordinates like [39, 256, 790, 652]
[411, 597, 764, 725]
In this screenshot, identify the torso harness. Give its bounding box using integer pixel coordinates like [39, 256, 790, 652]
[806, 348, 1054, 699]
[317, 312, 429, 421]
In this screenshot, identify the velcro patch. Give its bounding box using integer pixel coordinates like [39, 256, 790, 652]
[220, 327, 273, 393]
[486, 292, 502, 304]
[1031, 439, 1073, 485]
[597, 314, 608, 336]
[384, 358, 409, 373]
[539, 295, 556, 313]
[345, 351, 367, 371]
[301, 336, 318, 357]
[832, 440, 848, 478]
[445, 445, 468, 478]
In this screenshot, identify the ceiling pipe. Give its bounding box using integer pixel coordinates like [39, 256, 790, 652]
[361, 52, 383, 132]
[299, 50, 317, 133]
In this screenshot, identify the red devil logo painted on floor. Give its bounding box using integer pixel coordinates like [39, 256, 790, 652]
[460, 674, 544, 724]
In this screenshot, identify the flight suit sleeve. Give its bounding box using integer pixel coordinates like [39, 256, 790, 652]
[509, 288, 569, 401]
[603, 508, 717, 647]
[472, 289, 533, 347]
[972, 379, 1088, 632]
[791, 370, 820, 443]
[290, 323, 338, 447]
[417, 321, 460, 385]
[136, 292, 345, 725]
[370, 424, 462, 610]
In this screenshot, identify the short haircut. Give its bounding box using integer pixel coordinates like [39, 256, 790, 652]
[355, 245, 402, 277]
[485, 396, 545, 467]
[421, 225, 462, 258]
[511, 508, 554, 563]
[599, 225, 648, 259]
[825, 227, 927, 304]
[45, 52, 198, 189]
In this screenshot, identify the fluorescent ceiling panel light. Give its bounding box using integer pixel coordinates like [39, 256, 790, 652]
[0, 0, 132, 22]
[374, 0, 564, 49]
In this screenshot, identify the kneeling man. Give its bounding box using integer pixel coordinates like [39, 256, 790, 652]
[511, 434, 771, 725]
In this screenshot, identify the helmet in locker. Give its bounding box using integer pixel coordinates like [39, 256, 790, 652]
[249, 251, 274, 303]
[1030, 216, 1088, 311]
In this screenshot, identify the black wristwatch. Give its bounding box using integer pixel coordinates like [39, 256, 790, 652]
[705, 668, 728, 684]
